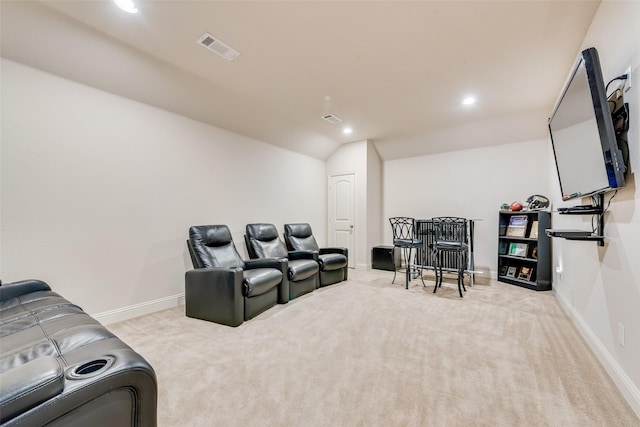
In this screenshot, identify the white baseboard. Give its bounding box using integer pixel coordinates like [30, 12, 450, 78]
[555, 291, 640, 419]
[355, 262, 369, 271]
[93, 293, 185, 326]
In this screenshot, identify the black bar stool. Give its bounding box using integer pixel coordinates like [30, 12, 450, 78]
[432, 217, 468, 297]
[389, 217, 425, 289]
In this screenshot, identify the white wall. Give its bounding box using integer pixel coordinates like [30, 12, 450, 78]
[0, 59, 326, 320]
[383, 138, 551, 278]
[549, 0, 640, 417]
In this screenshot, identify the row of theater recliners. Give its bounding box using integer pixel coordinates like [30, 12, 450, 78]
[185, 223, 348, 327]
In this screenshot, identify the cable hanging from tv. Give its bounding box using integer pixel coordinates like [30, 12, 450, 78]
[605, 74, 628, 93]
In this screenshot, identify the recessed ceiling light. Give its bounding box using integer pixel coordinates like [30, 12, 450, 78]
[113, 0, 139, 14]
[462, 96, 476, 106]
[343, 127, 353, 135]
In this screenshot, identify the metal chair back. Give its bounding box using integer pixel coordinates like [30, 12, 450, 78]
[389, 217, 417, 243]
[433, 217, 467, 248]
[388, 217, 424, 288]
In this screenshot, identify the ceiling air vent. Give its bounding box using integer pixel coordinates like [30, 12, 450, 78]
[322, 114, 342, 124]
[197, 33, 240, 61]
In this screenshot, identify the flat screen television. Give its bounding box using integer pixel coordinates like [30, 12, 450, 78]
[548, 47, 626, 201]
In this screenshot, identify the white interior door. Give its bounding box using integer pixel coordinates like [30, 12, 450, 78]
[328, 173, 355, 268]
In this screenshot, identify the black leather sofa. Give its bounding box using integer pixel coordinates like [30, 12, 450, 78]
[0, 279, 157, 427]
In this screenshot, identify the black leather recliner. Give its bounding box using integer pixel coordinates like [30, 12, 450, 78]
[245, 223, 319, 300]
[283, 223, 348, 287]
[186, 225, 288, 327]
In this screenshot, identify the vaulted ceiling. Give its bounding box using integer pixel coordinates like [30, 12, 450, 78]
[1, 1, 600, 160]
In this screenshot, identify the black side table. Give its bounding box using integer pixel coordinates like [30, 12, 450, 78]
[372, 246, 400, 271]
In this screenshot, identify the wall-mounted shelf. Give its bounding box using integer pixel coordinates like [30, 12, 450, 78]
[548, 193, 605, 246]
[557, 208, 602, 215]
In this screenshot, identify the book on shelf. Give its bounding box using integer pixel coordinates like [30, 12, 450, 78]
[499, 216, 508, 236]
[506, 215, 528, 237]
[508, 242, 528, 257]
[499, 241, 508, 255]
[528, 221, 539, 238]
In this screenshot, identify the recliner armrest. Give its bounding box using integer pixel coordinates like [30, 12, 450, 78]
[287, 250, 319, 261]
[319, 248, 348, 280]
[0, 280, 51, 302]
[244, 258, 289, 304]
[319, 247, 348, 257]
[185, 267, 245, 326]
[244, 258, 287, 271]
[0, 356, 64, 424]
[185, 267, 243, 283]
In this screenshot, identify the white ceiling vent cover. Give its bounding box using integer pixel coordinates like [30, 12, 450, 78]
[197, 33, 240, 61]
[322, 114, 342, 124]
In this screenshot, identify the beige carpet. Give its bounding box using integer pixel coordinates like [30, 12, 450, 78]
[108, 269, 639, 427]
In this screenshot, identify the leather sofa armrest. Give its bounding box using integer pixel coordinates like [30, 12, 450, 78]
[287, 250, 319, 261]
[0, 356, 64, 424]
[0, 280, 51, 302]
[320, 247, 348, 257]
[244, 258, 289, 304]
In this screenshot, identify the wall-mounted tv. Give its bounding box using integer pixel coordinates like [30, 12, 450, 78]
[548, 47, 626, 201]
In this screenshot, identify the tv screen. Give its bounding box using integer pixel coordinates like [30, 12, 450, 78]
[548, 47, 626, 201]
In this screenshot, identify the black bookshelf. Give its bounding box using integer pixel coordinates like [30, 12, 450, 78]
[497, 210, 551, 291]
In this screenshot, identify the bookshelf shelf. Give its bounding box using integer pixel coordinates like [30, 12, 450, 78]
[499, 254, 538, 263]
[497, 210, 551, 291]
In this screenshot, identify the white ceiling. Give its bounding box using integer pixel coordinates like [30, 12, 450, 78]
[1, 0, 600, 160]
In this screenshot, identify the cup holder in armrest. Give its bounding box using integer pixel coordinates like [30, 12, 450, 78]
[67, 356, 115, 380]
